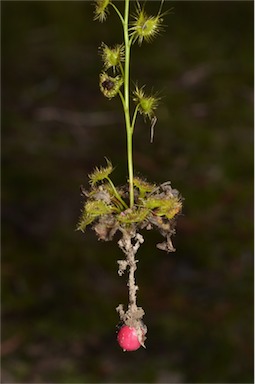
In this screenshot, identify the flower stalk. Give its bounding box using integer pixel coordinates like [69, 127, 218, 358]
[123, 0, 134, 208]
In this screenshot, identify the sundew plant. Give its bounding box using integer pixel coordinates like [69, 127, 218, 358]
[78, 0, 183, 351]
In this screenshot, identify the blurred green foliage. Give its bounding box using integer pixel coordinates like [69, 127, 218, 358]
[2, 1, 253, 383]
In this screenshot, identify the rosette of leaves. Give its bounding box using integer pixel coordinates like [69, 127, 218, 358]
[77, 162, 182, 252]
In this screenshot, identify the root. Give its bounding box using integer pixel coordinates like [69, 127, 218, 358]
[116, 230, 147, 346]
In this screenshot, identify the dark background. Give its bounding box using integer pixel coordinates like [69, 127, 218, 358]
[2, 1, 253, 383]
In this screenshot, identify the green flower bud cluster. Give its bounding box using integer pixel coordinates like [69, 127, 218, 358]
[98, 43, 124, 98]
[94, 0, 169, 124]
[95, 1, 126, 100]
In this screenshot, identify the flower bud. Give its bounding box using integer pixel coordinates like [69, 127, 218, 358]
[133, 86, 160, 120]
[94, 0, 111, 22]
[99, 72, 123, 99]
[100, 43, 125, 72]
[130, 5, 165, 45]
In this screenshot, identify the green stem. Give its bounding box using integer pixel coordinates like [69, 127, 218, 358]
[119, 62, 125, 79]
[106, 177, 128, 209]
[131, 104, 139, 132]
[118, 90, 125, 109]
[123, 0, 134, 208]
[111, 2, 124, 25]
